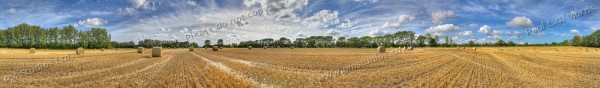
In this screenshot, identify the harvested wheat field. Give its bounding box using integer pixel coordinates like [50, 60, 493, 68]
[1, 47, 599, 87]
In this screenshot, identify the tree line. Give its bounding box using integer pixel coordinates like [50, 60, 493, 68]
[569, 30, 600, 47]
[0, 23, 199, 49]
[0, 23, 111, 49]
[138, 39, 199, 48]
[227, 31, 531, 48]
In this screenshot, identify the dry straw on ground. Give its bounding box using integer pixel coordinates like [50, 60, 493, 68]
[152, 47, 162, 57]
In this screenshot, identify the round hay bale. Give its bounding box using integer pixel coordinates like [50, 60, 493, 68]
[152, 47, 162, 57]
[212, 46, 219, 51]
[115, 48, 119, 51]
[248, 46, 253, 50]
[377, 46, 386, 53]
[101, 48, 105, 52]
[219, 46, 222, 49]
[189, 46, 195, 52]
[137, 47, 144, 53]
[76, 47, 85, 55]
[290, 46, 295, 49]
[472, 47, 476, 51]
[46, 49, 48, 51]
[586, 48, 589, 52]
[30, 48, 36, 54]
[263, 46, 268, 49]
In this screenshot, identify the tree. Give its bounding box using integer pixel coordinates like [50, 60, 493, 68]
[359, 36, 372, 48]
[495, 39, 505, 46]
[204, 40, 211, 48]
[468, 40, 475, 47]
[336, 37, 346, 48]
[426, 34, 439, 47]
[572, 35, 582, 46]
[416, 35, 426, 47]
[217, 39, 224, 47]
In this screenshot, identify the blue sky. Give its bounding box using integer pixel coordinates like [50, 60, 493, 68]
[1, 0, 600, 45]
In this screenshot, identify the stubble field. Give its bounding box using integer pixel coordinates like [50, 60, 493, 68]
[0, 47, 599, 87]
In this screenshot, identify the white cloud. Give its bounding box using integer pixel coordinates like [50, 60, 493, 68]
[492, 30, 504, 35]
[355, 0, 379, 3]
[337, 19, 355, 28]
[469, 23, 478, 28]
[244, 0, 309, 20]
[570, 29, 580, 34]
[187, 0, 197, 6]
[425, 24, 460, 33]
[489, 35, 502, 40]
[528, 28, 545, 37]
[591, 27, 599, 32]
[398, 15, 415, 23]
[325, 29, 343, 36]
[302, 10, 340, 28]
[118, 7, 138, 15]
[431, 10, 454, 23]
[78, 18, 107, 27]
[128, 0, 147, 8]
[477, 25, 492, 34]
[296, 31, 307, 38]
[90, 11, 112, 15]
[457, 31, 473, 36]
[507, 16, 532, 28]
[382, 21, 401, 29]
[180, 28, 189, 33]
[6, 8, 16, 14]
[369, 29, 385, 36]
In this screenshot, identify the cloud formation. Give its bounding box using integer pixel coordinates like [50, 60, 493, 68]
[570, 29, 579, 34]
[478, 25, 491, 34]
[78, 18, 107, 27]
[382, 21, 401, 29]
[6, 8, 16, 14]
[507, 16, 532, 28]
[431, 11, 454, 24]
[244, 0, 309, 20]
[398, 15, 415, 23]
[425, 24, 460, 33]
[302, 10, 340, 28]
[325, 29, 343, 36]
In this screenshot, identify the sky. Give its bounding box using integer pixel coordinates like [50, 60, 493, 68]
[1, 0, 600, 45]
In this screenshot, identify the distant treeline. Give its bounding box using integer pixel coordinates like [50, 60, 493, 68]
[0, 23, 199, 49]
[138, 39, 199, 48]
[229, 30, 600, 48]
[230, 31, 529, 48]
